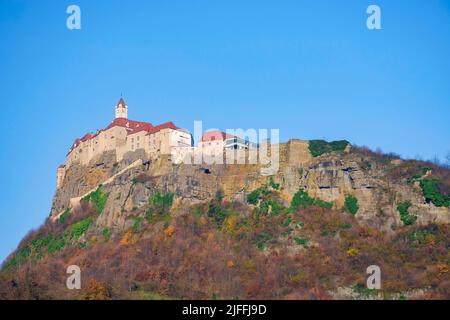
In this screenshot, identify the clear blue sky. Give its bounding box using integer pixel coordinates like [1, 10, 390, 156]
[1, 0, 449, 263]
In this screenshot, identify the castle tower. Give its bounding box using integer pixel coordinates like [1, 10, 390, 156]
[115, 97, 128, 119]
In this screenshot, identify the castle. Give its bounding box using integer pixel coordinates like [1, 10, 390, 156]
[56, 98, 262, 189]
[57, 98, 193, 188]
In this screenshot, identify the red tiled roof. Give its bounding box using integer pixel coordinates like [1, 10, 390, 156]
[200, 130, 238, 142]
[67, 119, 183, 155]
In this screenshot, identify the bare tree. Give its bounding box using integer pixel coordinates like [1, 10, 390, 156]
[445, 151, 450, 168]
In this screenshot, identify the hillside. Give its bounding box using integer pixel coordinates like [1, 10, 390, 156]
[1, 140, 449, 299]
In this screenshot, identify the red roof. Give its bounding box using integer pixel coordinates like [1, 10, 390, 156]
[200, 130, 238, 142]
[116, 98, 127, 109]
[68, 119, 183, 155]
[58, 165, 65, 169]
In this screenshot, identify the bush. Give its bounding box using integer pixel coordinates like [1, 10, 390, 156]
[269, 177, 280, 190]
[247, 189, 261, 205]
[59, 208, 71, 224]
[309, 140, 350, 157]
[314, 199, 333, 209]
[149, 192, 174, 215]
[47, 237, 66, 254]
[344, 195, 359, 215]
[397, 201, 417, 225]
[294, 237, 308, 247]
[145, 208, 153, 221]
[254, 231, 273, 250]
[68, 217, 93, 239]
[290, 188, 314, 211]
[419, 179, 450, 207]
[132, 217, 142, 233]
[82, 186, 109, 214]
[102, 228, 111, 241]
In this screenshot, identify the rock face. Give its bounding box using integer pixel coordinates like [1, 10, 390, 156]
[51, 140, 449, 235]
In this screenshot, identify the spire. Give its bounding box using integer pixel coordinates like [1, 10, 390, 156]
[117, 97, 127, 109]
[115, 97, 128, 119]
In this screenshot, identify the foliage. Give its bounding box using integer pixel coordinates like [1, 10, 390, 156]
[68, 217, 93, 240]
[102, 228, 111, 241]
[144, 208, 153, 221]
[247, 189, 262, 205]
[294, 237, 308, 247]
[344, 195, 359, 215]
[309, 139, 350, 157]
[82, 186, 109, 214]
[254, 231, 273, 251]
[59, 208, 71, 224]
[269, 177, 280, 190]
[290, 188, 314, 211]
[397, 201, 417, 225]
[290, 188, 333, 212]
[132, 217, 142, 233]
[148, 192, 174, 215]
[419, 179, 450, 207]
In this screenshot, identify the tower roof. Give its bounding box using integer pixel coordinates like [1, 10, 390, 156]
[116, 97, 127, 108]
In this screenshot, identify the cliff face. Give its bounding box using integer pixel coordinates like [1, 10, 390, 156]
[51, 140, 449, 235]
[2, 140, 449, 300]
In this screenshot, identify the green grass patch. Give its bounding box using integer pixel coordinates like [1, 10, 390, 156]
[309, 140, 350, 157]
[419, 179, 450, 207]
[82, 186, 109, 214]
[344, 195, 359, 215]
[397, 201, 417, 225]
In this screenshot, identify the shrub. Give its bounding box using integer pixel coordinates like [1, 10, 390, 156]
[309, 140, 350, 157]
[68, 217, 93, 239]
[254, 231, 272, 251]
[294, 237, 308, 247]
[269, 177, 280, 190]
[314, 199, 333, 209]
[247, 189, 261, 205]
[132, 217, 142, 233]
[290, 188, 314, 211]
[397, 201, 417, 225]
[82, 186, 109, 214]
[59, 208, 71, 224]
[145, 208, 153, 221]
[419, 179, 450, 207]
[102, 228, 111, 241]
[47, 237, 66, 254]
[344, 195, 359, 215]
[149, 192, 174, 215]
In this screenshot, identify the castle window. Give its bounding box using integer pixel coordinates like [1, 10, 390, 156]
[137, 143, 140, 148]
[137, 136, 140, 141]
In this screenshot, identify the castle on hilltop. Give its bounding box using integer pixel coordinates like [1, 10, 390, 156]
[56, 98, 261, 189]
[57, 98, 193, 188]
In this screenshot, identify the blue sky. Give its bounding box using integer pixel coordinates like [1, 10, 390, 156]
[0, 0, 449, 262]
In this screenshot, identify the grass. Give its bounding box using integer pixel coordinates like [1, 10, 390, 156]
[309, 140, 350, 157]
[419, 179, 450, 207]
[397, 201, 417, 225]
[82, 186, 109, 214]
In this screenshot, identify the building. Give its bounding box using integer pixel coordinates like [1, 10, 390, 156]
[199, 130, 257, 154]
[57, 98, 193, 188]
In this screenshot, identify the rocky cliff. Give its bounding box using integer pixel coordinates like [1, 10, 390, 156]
[1, 140, 449, 299]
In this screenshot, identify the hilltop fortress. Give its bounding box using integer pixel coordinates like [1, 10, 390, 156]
[57, 98, 264, 188]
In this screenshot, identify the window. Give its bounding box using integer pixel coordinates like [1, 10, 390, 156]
[131, 138, 134, 143]
[137, 143, 140, 148]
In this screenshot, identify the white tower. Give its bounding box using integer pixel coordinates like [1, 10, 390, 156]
[115, 97, 128, 119]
